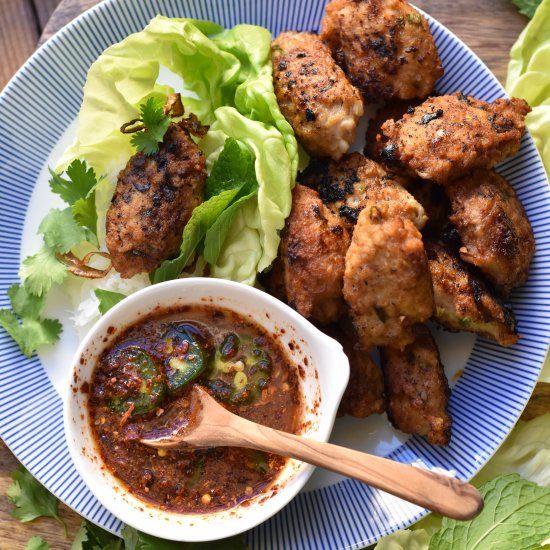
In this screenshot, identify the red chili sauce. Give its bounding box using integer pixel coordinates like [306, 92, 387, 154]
[89, 305, 302, 513]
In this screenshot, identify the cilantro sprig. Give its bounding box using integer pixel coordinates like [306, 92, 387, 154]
[0, 159, 100, 357]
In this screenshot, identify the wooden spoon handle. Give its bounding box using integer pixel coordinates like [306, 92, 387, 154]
[192, 415, 483, 520]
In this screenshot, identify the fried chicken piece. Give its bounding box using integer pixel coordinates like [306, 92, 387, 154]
[380, 325, 451, 446]
[281, 184, 351, 324]
[324, 320, 385, 418]
[364, 100, 421, 162]
[320, 0, 443, 102]
[106, 123, 206, 278]
[377, 93, 531, 184]
[343, 202, 433, 350]
[301, 152, 424, 230]
[445, 169, 535, 295]
[271, 31, 364, 160]
[425, 240, 519, 346]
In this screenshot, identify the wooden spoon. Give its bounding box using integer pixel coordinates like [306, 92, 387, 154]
[141, 385, 483, 521]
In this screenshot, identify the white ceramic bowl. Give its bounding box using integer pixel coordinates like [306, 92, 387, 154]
[64, 278, 349, 541]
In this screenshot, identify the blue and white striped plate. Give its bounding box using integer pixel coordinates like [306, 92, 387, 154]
[1, 1, 549, 548]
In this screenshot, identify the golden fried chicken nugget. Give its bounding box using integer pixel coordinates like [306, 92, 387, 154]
[446, 169, 535, 295]
[380, 325, 451, 446]
[320, 0, 443, 102]
[377, 93, 530, 183]
[281, 184, 351, 324]
[106, 123, 206, 278]
[272, 31, 364, 160]
[301, 152, 424, 230]
[343, 204, 433, 350]
[425, 240, 519, 346]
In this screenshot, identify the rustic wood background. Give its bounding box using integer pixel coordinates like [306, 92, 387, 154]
[0, 0, 543, 548]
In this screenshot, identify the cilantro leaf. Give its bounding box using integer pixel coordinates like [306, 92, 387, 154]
[512, 0, 542, 18]
[76, 520, 122, 550]
[49, 160, 97, 207]
[130, 97, 171, 155]
[429, 474, 550, 550]
[20, 245, 67, 297]
[121, 525, 246, 550]
[204, 138, 256, 199]
[6, 467, 67, 535]
[39, 208, 96, 252]
[151, 188, 241, 283]
[72, 194, 98, 242]
[7, 283, 47, 320]
[95, 289, 127, 315]
[25, 536, 51, 550]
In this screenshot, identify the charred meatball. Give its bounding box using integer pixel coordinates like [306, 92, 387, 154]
[281, 184, 351, 324]
[343, 203, 433, 350]
[426, 240, 519, 346]
[272, 31, 364, 160]
[446, 169, 535, 295]
[301, 152, 423, 230]
[320, 0, 443, 102]
[377, 93, 531, 183]
[106, 123, 206, 278]
[380, 324, 452, 446]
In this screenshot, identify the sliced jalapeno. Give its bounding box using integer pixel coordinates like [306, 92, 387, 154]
[163, 323, 208, 394]
[108, 346, 166, 416]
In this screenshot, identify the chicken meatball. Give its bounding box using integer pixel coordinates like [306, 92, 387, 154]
[301, 152, 423, 230]
[446, 169, 535, 295]
[377, 93, 531, 183]
[426, 240, 519, 346]
[343, 203, 433, 350]
[320, 0, 443, 102]
[272, 31, 364, 160]
[325, 320, 385, 418]
[106, 123, 206, 278]
[380, 324, 452, 446]
[281, 184, 351, 324]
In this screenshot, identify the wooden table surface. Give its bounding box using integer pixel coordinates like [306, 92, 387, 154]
[0, 0, 532, 548]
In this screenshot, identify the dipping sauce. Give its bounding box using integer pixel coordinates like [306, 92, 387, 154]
[89, 305, 302, 513]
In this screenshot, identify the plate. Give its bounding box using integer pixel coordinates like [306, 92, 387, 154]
[1, 1, 549, 548]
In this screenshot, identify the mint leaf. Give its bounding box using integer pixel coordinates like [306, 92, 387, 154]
[130, 98, 171, 155]
[95, 289, 127, 315]
[430, 474, 550, 550]
[49, 160, 97, 207]
[6, 467, 67, 535]
[203, 187, 257, 265]
[204, 138, 256, 199]
[39, 208, 95, 252]
[20, 245, 67, 297]
[512, 0, 542, 18]
[25, 536, 51, 550]
[152, 188, 241, 283]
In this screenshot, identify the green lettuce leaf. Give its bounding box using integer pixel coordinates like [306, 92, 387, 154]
[58, 16, 297, 284]
[507, 0, 550, 174]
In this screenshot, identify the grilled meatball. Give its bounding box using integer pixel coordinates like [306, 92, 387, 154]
[281, 184, 351, 324]
[320, 0, 443, 102]
[407, 179, 450, 235]
[343, 201, 433, 350]
[426, 240, 518, 346]
[377, 93, 531, 183]
[446, 169, 535, 295]
[301, 152, 423, 230]
[325, 320, 385, 418]
[380, 325, 451, 446]
[106, 123, 206, 278]
[272, 31, 364, 160]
